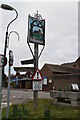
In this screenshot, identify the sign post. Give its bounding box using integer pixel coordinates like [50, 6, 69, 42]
[27, 11, 45, 110]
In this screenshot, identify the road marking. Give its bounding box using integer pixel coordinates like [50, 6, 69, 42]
[17, 97, 22, 99]
[2, 95, 6, 98]
[12, 96, 16, 98]
[2, 99, 7, 102]
[1, 102, 12, 108]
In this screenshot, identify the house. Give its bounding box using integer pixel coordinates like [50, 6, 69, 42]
[13, 57, 80, 91]
[14, 67, 34, 89]
[41, 63, 80, 91]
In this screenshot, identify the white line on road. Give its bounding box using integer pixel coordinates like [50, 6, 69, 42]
[17, 97, 22, 99]
[2, 95, 6, 98]
[1, 103, 12, 108]
[12, 96, 16, 98]
[2, 99, 7, 102]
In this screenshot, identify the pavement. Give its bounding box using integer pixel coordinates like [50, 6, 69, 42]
[1, 88, 51, 108]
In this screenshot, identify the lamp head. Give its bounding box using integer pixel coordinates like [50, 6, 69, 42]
[1, 4, 13, 11]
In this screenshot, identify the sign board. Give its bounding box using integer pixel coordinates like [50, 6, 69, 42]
[32, 68, 43, 80]
[33, 81, 42, 91]
[27, 15, 45, 45]
[42, 76, 48, 85]
[11, 77, 19, 82]
[0, 54, 7, 67]
[21, 59, 34, 65]
[9, 50, 13, 66]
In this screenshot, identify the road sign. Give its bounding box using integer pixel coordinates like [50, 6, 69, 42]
[21, 59, 34, 65]
[0, 54, 7, 67]
[42, 76, 48, 85]
[32, 68, 43, 80]
[33, 81, 42, 91]
[9, 50, 13, 66]
[11, 77, 19, 82]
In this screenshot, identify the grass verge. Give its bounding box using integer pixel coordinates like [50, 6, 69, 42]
[2, 98, 80, 119]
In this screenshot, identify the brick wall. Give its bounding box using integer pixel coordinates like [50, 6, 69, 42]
[53, 74, 80, 91]
[41, 64, 53, 91]
[25, 81, 32, 89]
[41, 64, 80, 91]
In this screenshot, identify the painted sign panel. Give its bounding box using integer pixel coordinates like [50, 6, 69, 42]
[28, 15, 45, 45]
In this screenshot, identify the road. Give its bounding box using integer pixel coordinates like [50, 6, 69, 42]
[2, 88, 51, 108]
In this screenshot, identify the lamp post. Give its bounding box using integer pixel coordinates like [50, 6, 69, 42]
[0, 4, 18, 118]
[7, 31, 19, 119]
[0, 3, 18, 82]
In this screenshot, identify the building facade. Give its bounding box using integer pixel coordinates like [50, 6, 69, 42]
[13, 57, 80, 91]
[41, 57, 80, 91]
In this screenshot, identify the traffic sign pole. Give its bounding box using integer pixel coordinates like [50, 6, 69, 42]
[7, 63, 11, 118]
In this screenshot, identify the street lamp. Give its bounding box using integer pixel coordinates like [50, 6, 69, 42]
[0, 3, 18, 81]
[0, 4, 18, 119]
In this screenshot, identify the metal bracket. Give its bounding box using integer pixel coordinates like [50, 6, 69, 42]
[27, 37, 34, 58]
[38, 46, 45, 59]
[27, 38, 44, 60]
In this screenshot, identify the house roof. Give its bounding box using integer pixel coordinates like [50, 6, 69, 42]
[75, 57, 80, 63]
[14, 67, 34, 73]
[19, 77, 32, 81]
[43, 63, 80, 74]
[61, 57, 80, 68]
